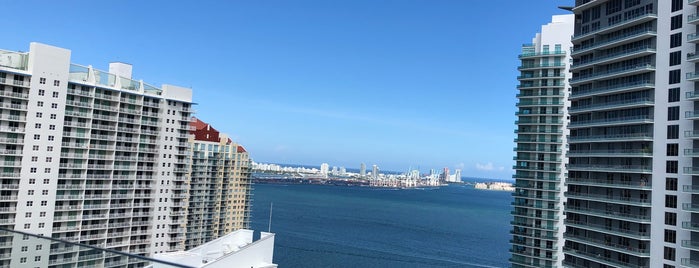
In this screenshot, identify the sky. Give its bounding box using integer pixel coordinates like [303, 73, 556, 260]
[3, 0, 573, 179]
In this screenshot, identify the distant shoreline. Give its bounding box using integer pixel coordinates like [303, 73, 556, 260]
[251, 176, 451, 189]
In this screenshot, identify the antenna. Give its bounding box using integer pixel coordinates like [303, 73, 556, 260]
[268, 202, 273, 232]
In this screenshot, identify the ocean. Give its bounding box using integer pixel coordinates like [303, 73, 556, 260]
[249, 183, 513, 268]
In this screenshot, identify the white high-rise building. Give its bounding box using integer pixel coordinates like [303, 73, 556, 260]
[372, 165, 379, 180]
[0, 42, 253, 268]
[320, 163, 329, 177]
[510, 14, 573, 268]
[561, 1, 699, 267]
[360, 163, 366, 178]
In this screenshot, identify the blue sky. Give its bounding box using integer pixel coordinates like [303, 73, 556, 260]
[3, 0, 573, 179]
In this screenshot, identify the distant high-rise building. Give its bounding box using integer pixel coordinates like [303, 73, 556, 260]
[372, 165, 379, 180]
[441, 167, 449, 182]
[187, 118, 252, 249]
[320, 163, 329, 177]
[510, 14, 572, 268]
[339, 166, 346, 176]
[453, 169, 462, 183]
[360, 163, 366, 178]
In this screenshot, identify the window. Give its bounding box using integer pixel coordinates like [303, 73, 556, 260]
[667, 161, 678, 173]
[50, 114, 56, 119]
[45, 157, 51, 162]
[671, 15, 682, 30]
[42, 190, 48, 195]
[669, 88, 680, 102]
[40, 201, 47, 206]
[34, 256, 40, 261]
[39, 212, 45, 217]
[31, 156, 37, 162]
[665, 246, 676, 261]
[26, 201, 32, 206]
[36, 245, 41, 250]
[43, 179, 49, 184]
[52, 91, 58, 97]
[27, 190, 33, 195]
[20, 257, 26, 263]
[669, 70, 681, 84]
[671, 33, 682, 48]
[47, 146, 53, 152]
[670, 51, 681, 66]
[668, 144, 678, 156]
[38, 89, 44, 96]
[666, 212, 677, 225]
[666, 195, 677, 208]
[665, 229, 677, 243]
[37, 101, 43, 107]
[39, 78, 46, 84]
[44, 168, 50, 173]
[668, 106, 679, 120]
[35, 112, 42, 118]
[53, 80, 59, 87]
[25, 212, 30, 218]
[29, 179, 35, 184]
[49, 125, 55, 130]
[51, 103, 57, 109]
[47, 136, 54, 141]
[668, 125, 679, 139]
[33, 134, 39, 140]
[30, 168, 36, 173]
[32, 145, 38, 151]
[38, 223, 44, 228]
[23, 223, 29, 229]
[34, 123, 40, 129]
[672, 0, 683, 12]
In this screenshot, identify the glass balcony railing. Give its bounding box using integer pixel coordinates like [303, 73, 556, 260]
[0, 227, 192, 268]
[572, 46, 655, 70]
[681, 258, 699, 268]
[570, 80, 653, 99]
[569, 98, 653, 113]
[0, 49, 28, 70]
[566, 177, 651, 190]
[568, 133, 653, 142]
[564, 191, 651, 206]
[570, 64, 655, 84]
[563, 233, 650, 257]
[566, 206, 651, 223]
[572, 11, 657, 41]
[564, 247, 650, 268]
[568, 115, 653, 128]
[566, 149, 651, 157]
[572, 30, 655, 55]
[564, 219, 650, 240]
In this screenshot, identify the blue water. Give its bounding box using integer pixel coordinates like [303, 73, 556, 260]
[250, 183, 512, 268]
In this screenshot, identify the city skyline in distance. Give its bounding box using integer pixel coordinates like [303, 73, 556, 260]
[1, 0, 574, 179]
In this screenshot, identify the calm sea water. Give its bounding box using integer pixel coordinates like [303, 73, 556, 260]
[250, 183, 513, 268]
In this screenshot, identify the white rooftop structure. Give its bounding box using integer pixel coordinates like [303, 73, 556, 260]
[152, 229, 277, 268]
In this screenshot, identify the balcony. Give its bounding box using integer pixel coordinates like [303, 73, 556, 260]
[565, 192, 651, 207]
[563, 233, 650, 257]
[572, 30, 656, 55]
[571, 46, 656, 71]
[566, 177, 651, 190]
[568, 98, 653, 113]
[571, 11, 656, 41]
[683, 240, 699, 251]
[568, 115, 653, 128]
[517, 63, 566, 71]
[570, 64, 655, 85]
[566, 206, 650, 223]
[518, 50, 566, 59]
[689, 33, 699, 44]
[566, 149, 651, 157]
[564, 247, 649, 268]
[565, 219, 649, 240]
[684, 167, 699, 175]
[568, 133, 653, 143]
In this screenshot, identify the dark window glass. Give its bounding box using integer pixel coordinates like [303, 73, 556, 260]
[669, 69, 681, 84]
[669, 88, 680, 102]
[670, 51, 681, 66]
[667, 144, 678, 156]
[672, 0, 683, 12]
[671, 33, 682, 48]
[668, 106, 679, 121]
[668, 125, 679, 139]
[671, 15, 682, 30]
